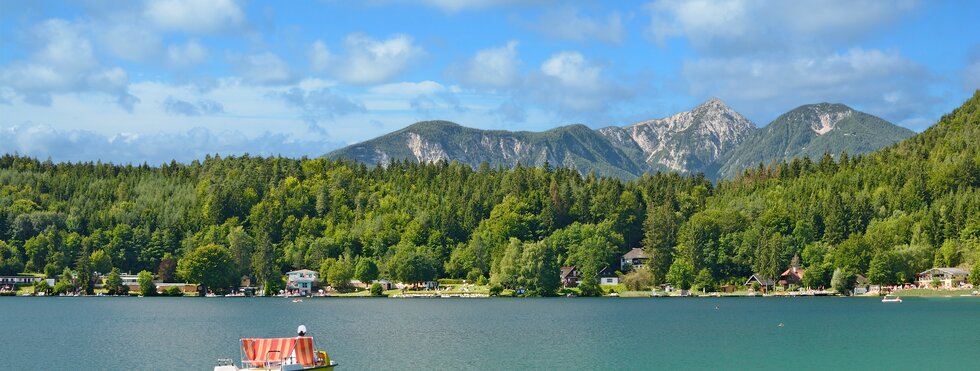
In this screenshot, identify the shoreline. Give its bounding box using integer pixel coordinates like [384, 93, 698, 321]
[5, 289, 976, 299]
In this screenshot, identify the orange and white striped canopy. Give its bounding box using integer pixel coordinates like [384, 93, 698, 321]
[241, 337, 316, 367]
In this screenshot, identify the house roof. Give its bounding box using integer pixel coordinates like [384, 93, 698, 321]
[287, 269, 317, 275]
[855, 274, 867, 284]
[779, 266, 804, 279]
[745, 274, 775, 286]
[918, 267, 969, 276]
[622, 248, 649, 260]
[597, 266, 618, 278]
[560, 266, 579, 279]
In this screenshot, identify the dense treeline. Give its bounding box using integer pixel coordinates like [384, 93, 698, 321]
[2, 92, 979, 295]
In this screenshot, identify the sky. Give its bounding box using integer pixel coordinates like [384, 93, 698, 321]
[1, 0, 979, 164]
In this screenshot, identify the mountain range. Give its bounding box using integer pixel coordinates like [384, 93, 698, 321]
[326, 99, 915, 179]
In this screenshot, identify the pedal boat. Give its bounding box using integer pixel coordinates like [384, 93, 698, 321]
[215, 328, 337, 371]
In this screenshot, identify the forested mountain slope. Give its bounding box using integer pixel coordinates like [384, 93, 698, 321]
[717, 103, 914, 179]
[1, 92, 977, 295]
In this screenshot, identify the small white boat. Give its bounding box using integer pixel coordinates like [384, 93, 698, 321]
[882, 295, 902, 303]
[215, 326, 337, 371]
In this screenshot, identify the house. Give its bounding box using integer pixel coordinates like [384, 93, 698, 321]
[422, 281, 438, 290]
[916, 267, 969, 288]
[0, 275, 43, 291]
[745, 274, 775, 292]
[240, 275, 252, 288]
[376, 279, 394, 291]
[286, 269, 319, 295]
[560, 266, 582, 288]
[597, 267, 620, 285]
[778, 266, 805, 287]
[621, 248, 650, 271]
[120, 273, 140, 286]
[112, 273, 141, 292]
[853, 274, 869, 294]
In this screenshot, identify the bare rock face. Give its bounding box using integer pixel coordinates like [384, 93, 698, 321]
[406, 132, 449, 163]
[809, 106, 853, 135]
[600, 98, 756, 173]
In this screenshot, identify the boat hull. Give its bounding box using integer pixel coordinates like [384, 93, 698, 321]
[216, 363, 337, 371]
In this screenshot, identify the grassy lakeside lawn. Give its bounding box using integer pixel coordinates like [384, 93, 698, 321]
[890, 288, 976, 297]
[330, 284, 493, 297]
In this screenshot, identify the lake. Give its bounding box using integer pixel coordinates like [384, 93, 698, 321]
[1, 296, 978, 370]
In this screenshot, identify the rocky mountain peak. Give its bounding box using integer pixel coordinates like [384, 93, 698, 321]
[607, 98, 756, 172]
[697, 97, 727, 109]
[792, 103, 855, 135]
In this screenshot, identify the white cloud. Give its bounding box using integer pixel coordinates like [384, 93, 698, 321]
[274, 87, 367, 133]
[229, 52, 294, 85]
[412, 0, 549, 12]
[97, 21, 163, 61]
[166, 39, 208, 68]
[0, 123, 341, 164]
[162, 96, 224, 116]
[369, 81, 446, 95]
[144, 0, 245, 34]
[531, 8, 625, 44]
[409, 93, 466, 116]
[319, 34, 425, 85]
[310, 40, 332, 72]
[0, 19, 138, 111]
[540, 52, 601, 90]
[682, 48, 937, 125]
[647, 0, 917, 54]
[519, 51, 636, 118]
[450, 41, 520, 89]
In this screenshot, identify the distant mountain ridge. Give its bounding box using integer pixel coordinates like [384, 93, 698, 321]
[716, 103, 915, 178]
[326, 99, 914, 179]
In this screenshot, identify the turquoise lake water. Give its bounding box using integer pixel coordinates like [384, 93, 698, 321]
[1, 296, 978, 370]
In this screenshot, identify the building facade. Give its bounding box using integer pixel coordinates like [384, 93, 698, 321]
[916, 268, 969, 288]
[286, 269, 319, 295]
[621, 248, 650, 271]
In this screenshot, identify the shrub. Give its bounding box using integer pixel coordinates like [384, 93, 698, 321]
[53, 280, 73, 295]
[970, 265, 980, 287]
[488, 284, 503, 296]
[33, 280, 52, 295]
[466, 269, 482, 283]
[476, 275, 488, 286]
[370, 283, 383, 296]
[693, 269, 715, 292]
[437, 278, 463, 285]
[622, 268, 653, 291]
[165, 286, 184, 296]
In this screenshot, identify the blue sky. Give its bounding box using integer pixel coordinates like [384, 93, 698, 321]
[1, 0, 978, 164]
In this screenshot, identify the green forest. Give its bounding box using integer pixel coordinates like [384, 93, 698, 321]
[2, 92, 979, 296]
